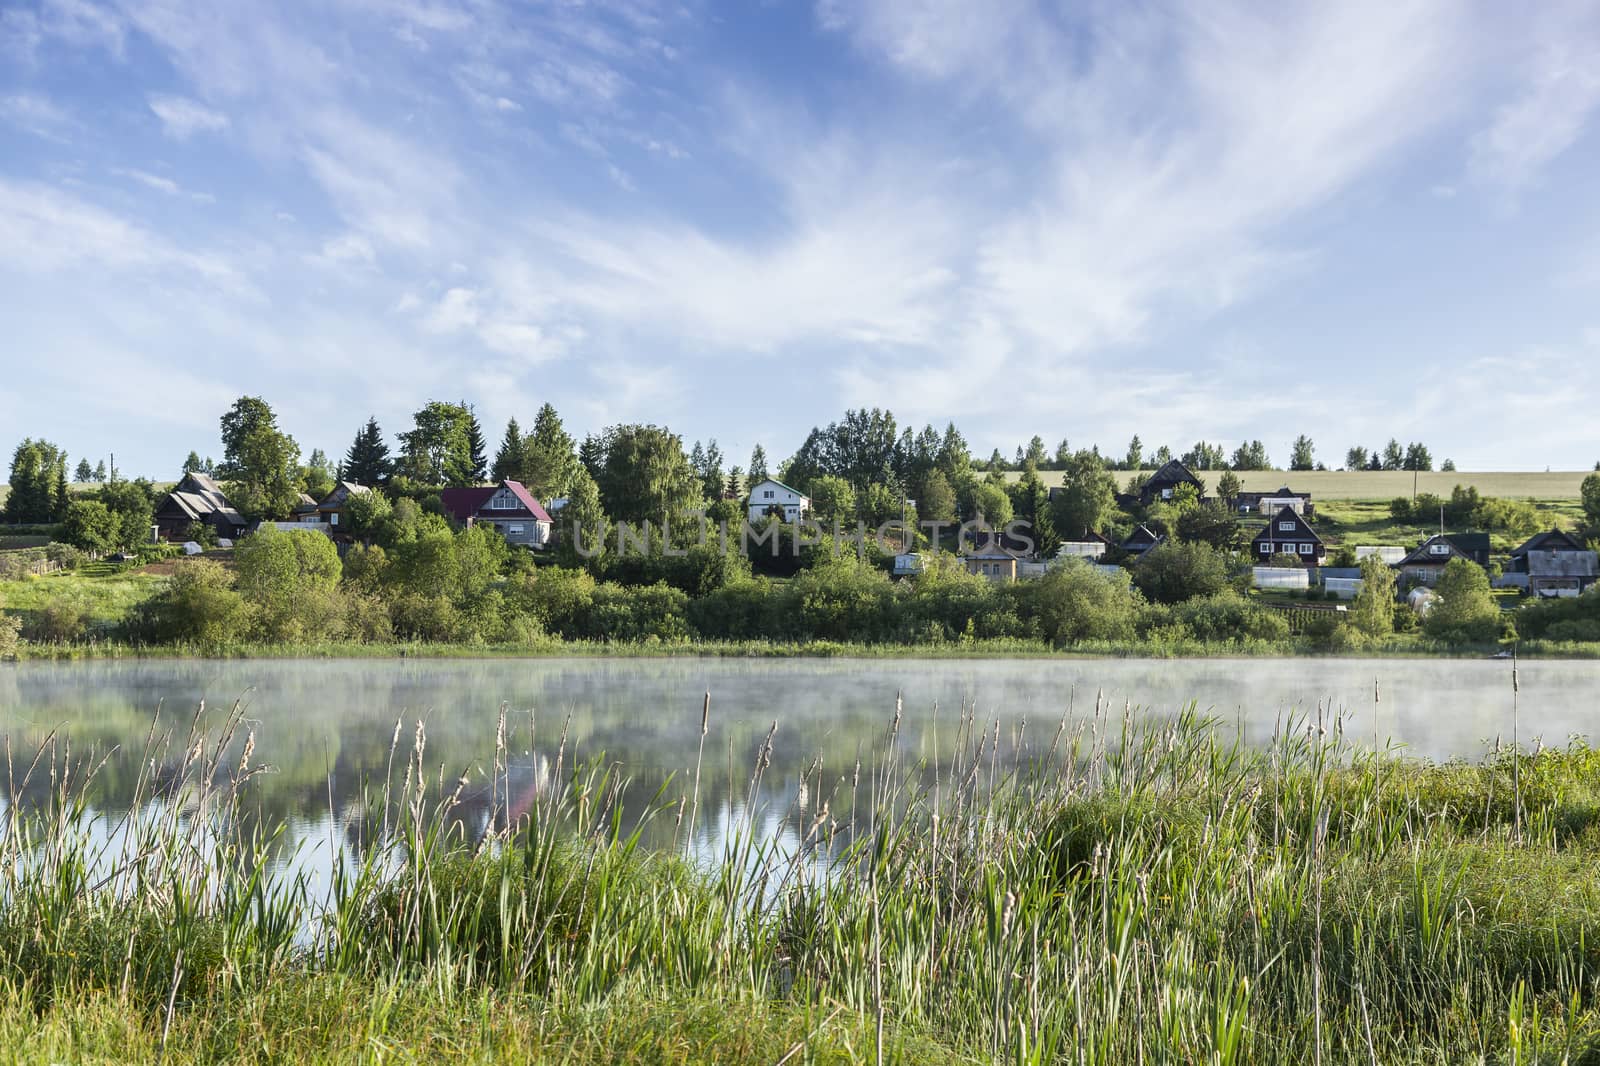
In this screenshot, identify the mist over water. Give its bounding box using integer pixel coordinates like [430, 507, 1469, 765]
[0, 656, 1593, 878]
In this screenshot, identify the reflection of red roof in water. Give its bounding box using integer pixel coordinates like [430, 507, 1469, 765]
[439, 480, 552, 524]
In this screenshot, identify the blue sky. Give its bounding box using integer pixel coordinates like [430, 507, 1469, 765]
[3, 0, 1600, 478]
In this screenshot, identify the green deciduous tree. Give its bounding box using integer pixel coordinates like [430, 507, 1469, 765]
[1216, 470, 1242, 505]
[5, 439, 69, 523]
[74, 459, 93, 483]
[235, 525, 343, 641]
[136, 560, 248, 645]
[1345, 446, 1368, 472]
[399, 401, 477, 486]
[59, 500, 118, 554]
[1023, 559, 1142, 645]
[747, 444, 769, 483]
[1581, 473, 1600, 533]
[1289, 435, 1315, 471]
[1349, 554, 1397, 639]
[589, 424, 701, 525]
[1132, 540, 1231, 604]
[808, 475, 856, 525]
[916, 468, 957, 524]
[1230, 440, 1270, 471]
[1050, 450, 1117, 539]
[556, 467, 609, 570]
[1403, 443, 1433, 472]
[1424, 557, 1499, 643]
[302, 448, 336, 499]
[1381, 439, 1404, 471]
[971, 482, 1013, 527]
[218, 397, 302, 520]
[1125, 435, 1143, 472]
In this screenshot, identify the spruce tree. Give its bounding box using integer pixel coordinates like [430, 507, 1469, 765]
[343, 417, 394, 487]
[523, 404, 578, 499]
[74, 459, 93, 483]
[492, 418, 523, 482]
[748, 444, 769, 483]
[466, 405, 489, 483]
[93, 460, 106, 482]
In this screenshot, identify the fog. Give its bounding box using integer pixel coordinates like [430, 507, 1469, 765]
[0, 656, 1593, 869]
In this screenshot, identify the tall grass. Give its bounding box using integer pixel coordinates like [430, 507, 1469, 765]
[3, 693, 1600, 1062]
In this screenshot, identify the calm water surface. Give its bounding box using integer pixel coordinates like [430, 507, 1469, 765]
[0, 656, 1595, 876]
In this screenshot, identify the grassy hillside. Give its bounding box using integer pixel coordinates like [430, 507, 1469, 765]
[1006, 468, 1591, 500]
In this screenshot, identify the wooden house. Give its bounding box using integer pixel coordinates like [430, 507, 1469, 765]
[153, 472, 248, 541]
[1135, 460, 1205, 507]
[962, 537, 1026, 583]
[1396, 534, 1484, 587]
[1506, 530, 1598, 597]
[1235, 486, 1314, 516]
[1251, 505, 1326, 566]
[315, 481, 371, 531]
[1119, 524, 1164, 559]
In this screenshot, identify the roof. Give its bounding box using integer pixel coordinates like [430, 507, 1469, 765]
[1524, 550, 1599, 578]
[439, 481, 552, 524]
[318, 481, 372, 507]
[1120, 524, 1162, 549]
[1252, 505, 1323, 545]
[747, 477, 810, 500]
[1398, 534, 1476, 568]
[963, 538, 1028, 560]
[502, 481, 553, 522]
[1144, 459, 1203, 488]
[1060, 529, 1111, 545]
[1511, 529, 1586, 557]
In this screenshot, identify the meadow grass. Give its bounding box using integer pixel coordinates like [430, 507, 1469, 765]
[1003, 469, 1591, 500]
[0, 568, 164, 630]
[4, 692, 1600, 1063]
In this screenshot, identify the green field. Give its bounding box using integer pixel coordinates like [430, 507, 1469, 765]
[1007, 468, 1591, 500]
[0, 568, 166, 633]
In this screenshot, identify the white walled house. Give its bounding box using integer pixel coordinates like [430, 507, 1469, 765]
[746, 479, 811, 524]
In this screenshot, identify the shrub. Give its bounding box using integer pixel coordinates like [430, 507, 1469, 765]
[1021, 559, 1142, 645]
[133, 560, 248, 645]
[27, 599, 87, 643]
[1132, 540, 1231, 604]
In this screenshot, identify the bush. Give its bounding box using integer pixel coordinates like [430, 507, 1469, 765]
[133, 560, 248, 645]
[1021, 559, 1142, 645]
[1132, 541, 1231, 604]
[26, 600, 87, 643]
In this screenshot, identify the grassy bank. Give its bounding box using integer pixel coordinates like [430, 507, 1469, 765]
[10, 634, 1600, 662]
[4, 698, 1600, 1062]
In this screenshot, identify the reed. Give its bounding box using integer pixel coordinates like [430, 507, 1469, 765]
[1, 693, 1599, 1062]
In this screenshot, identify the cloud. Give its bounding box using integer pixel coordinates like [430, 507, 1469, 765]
[1469, 50, 1600, 194]
[0, 92, 76, 139]
[147, 93, 228, 138]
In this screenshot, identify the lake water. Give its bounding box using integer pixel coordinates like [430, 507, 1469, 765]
[0, 656, 1594, 875]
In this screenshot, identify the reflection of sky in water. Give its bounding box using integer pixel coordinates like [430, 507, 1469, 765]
[1, 656, 1596, 896]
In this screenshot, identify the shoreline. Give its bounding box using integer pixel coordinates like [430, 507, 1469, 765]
[8, 636, 1597, 663]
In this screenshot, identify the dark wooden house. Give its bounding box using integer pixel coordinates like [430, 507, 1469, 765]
[1134, 460, 1206, 507]
[1119, 524, 1164, 559]
[1396, 534, 1484, 588]
[1251, 505, 1326, 566]
[154, 472, 247, 542]
[1506, 529, 1598, 597]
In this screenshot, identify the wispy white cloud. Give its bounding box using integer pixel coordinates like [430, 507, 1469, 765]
[0, 92, 76, 139]
[146, 92, 228, 138]
[1469, 51, 1600, 194]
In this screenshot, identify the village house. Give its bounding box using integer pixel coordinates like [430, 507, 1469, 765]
[1251, 505, 1326, 565]
[1056, 530, 1111, 560]
[1119, 524, 1164, 559]
[440, 480, 553, 549]
[153, 472, 248, 541]
[315, 481, 372, 531]
[1395, 533, 1487, 588]
[961, 537, 1027, 583]
[1234, 486, 1314, 517]
[745, 478, 811, 524]
[1504, 529, 1599, 597]
[1129, 459, 1206, 508]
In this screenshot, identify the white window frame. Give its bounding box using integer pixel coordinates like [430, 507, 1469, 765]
[764, 489, 775, 499]
[489, 493, 516, 511]
[1429, 543, 1450, 556]
[1279, 520, 1295, 531]
[1259, 542, 1272, 554]
[1299, 543, 1313, 554]
[508, 523, 524, 534]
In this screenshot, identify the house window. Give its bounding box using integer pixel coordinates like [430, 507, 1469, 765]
[1161, 488, 1173, 500]
[508, 524, 524, 534]
[329, 513, 338, 526]
[1429, 543, 1450, 555]
[764, 490, 775, 499]
[1299, 543, 1312, 554]
[1279, 520, 1295, 531]
[1259, 543, 1271, 554]
[489, 493, 516, 510]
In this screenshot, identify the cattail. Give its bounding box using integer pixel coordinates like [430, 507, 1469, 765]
[1001, 890, 1016, 939]
[236, 730, 256, 777]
